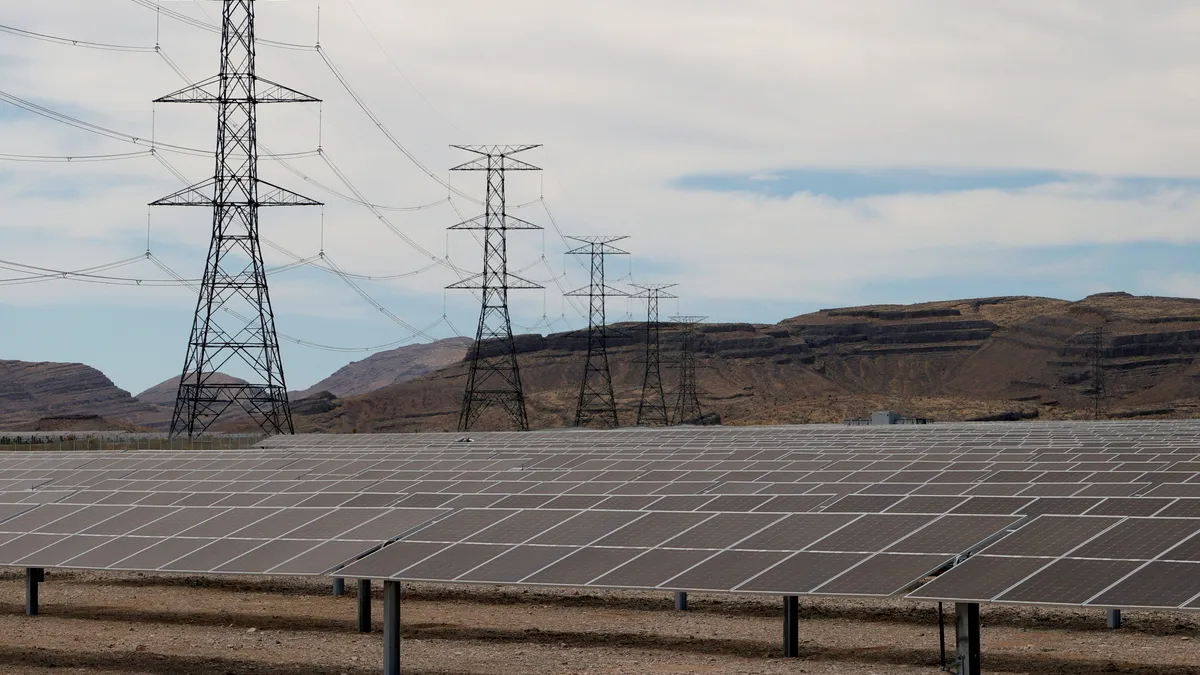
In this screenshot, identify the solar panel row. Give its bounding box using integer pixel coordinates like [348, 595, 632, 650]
[0, 501, 445, 576]
[336, 508, 1020, 597]
[910, 514, 1200, 610]
[3, 422, 1200, 609]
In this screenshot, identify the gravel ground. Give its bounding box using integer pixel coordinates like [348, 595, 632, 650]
[0, 569, 1198, 674]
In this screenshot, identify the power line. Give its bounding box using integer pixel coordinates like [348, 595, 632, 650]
[129, 0, 482, 204]
[149, 40, 462, 284]
[320, 253, 439, 341]
[337, 0, 467, 136]
[127, 0, 317, 51]
[0, 150, 153, 163]
[0, 89, 210, 157]
[315, 47, 479, 204]
[7, 9, 579, 303]
[0, 23, 157, 52]
[5, 2, 593, 358]
[149, 254, 439, 354]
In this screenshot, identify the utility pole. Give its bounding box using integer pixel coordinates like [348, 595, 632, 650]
[152, 0, 320, 437]
[566, 236, 630, 428]
[631, 284, 677, 427]
[448, 145, 542, 432]
[671, 315, 707, 425]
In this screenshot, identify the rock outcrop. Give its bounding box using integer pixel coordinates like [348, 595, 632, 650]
[0, 361, 166, 429]
[136, 372, 250, 406]
[286, 293, 1200, 433]
[293, 337, 471, 399]
[16, 293, 1200, 433]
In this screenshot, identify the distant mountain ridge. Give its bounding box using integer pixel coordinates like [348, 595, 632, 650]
[292, 337, 471, 399]
[0, 360, 167, 429]
[14, 294, 1200, 432]
[0, 338, 472, 430]
[284, 293, 1200, 433]
[135, 372, 250, 407]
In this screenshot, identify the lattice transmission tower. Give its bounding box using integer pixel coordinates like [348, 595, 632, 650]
[566, 236, 630, 428]
[631, 284, 677, 427]
[447, 145, 543, 432]
[152, 0, 320, 437]
[1087, 323, 1109, 420]
[672, 315, 707, 425]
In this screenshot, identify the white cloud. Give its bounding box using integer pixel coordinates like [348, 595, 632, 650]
[6, 0, 1200, 386]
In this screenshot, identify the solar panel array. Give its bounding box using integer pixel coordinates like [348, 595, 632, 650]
[1, 422, 1200, 606]
[337, 508, 1020, 596]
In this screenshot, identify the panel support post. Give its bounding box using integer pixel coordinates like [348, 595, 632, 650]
[783, 595, 799, 658]
[25, 567, 43, 616]
[1107, 608, 1121, 629]
[955, 602, 981, 675]
[938, 602, 947, 669]
[333, 577, 345, 596]
[358, 579, 372, 633]
[383, 580, 401, 675]
[674, 591, 688, 611]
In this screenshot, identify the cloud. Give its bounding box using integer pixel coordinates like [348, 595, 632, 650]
[7, 1, 1200, 392]
[672, 168, 1200, 200]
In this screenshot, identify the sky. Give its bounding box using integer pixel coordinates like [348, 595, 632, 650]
[4, 1, 1200, 395]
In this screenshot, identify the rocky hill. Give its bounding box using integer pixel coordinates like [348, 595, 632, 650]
[13, 293, 1200, 433]
[292, 337, 471, 399]
[283, 293, 1200, 432]
[0, 361, 167, 429]
[136, 372, 250, 407]
[0, 338, 473, 431]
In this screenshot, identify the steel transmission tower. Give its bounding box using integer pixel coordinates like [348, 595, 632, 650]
[1087, 323, 1109, 420]
[631, 284, 677, 427]
[152, 0, 320, 437]
[672, 315, 707, 425]
[447, 145, 543, 432]
[566, 236, 630, 428]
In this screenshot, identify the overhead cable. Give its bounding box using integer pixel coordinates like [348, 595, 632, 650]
[0, 24, 157, 52]
[0, 89, 210, 157]
[316, 47, 480, 205]
[127, 0, 317, 51]
[0, 150, 153, 163]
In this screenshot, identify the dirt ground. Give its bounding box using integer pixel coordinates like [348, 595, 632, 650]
[0, 570, 1198, 675]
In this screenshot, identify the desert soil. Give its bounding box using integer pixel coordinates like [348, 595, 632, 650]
[0, 569, 1197, 674]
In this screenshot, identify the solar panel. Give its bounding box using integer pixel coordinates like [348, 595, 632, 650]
[980, 516, 1118, 557]
[660, 513, 782, 549]
[998, 559, 1143, 604]
[460, 546, 576, 583]
[814, 554, 949, 595]
[907, 555, 1051, 602]
[886, 515, 1020, 555]
[17, 421, 1200, 609]
[736, 552, 867, 594]
[1070, 519, 1200, 560]
[592, 512, 709, 548]
[592, 548, 715, 588]
[525, 547, 645, 585]
[737, 514, 859, 551]
[661, 550, 790, 591]
[1090, 561, 1200, 608]
[809, 514, 934, 552]
[402, 543, 512, 580]
[529, 511, 644, 546]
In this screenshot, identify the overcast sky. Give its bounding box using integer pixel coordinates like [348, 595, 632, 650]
[4, 1, 1200, 394]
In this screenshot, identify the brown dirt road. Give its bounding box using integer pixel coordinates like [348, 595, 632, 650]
[0, 570, 1198, 674]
